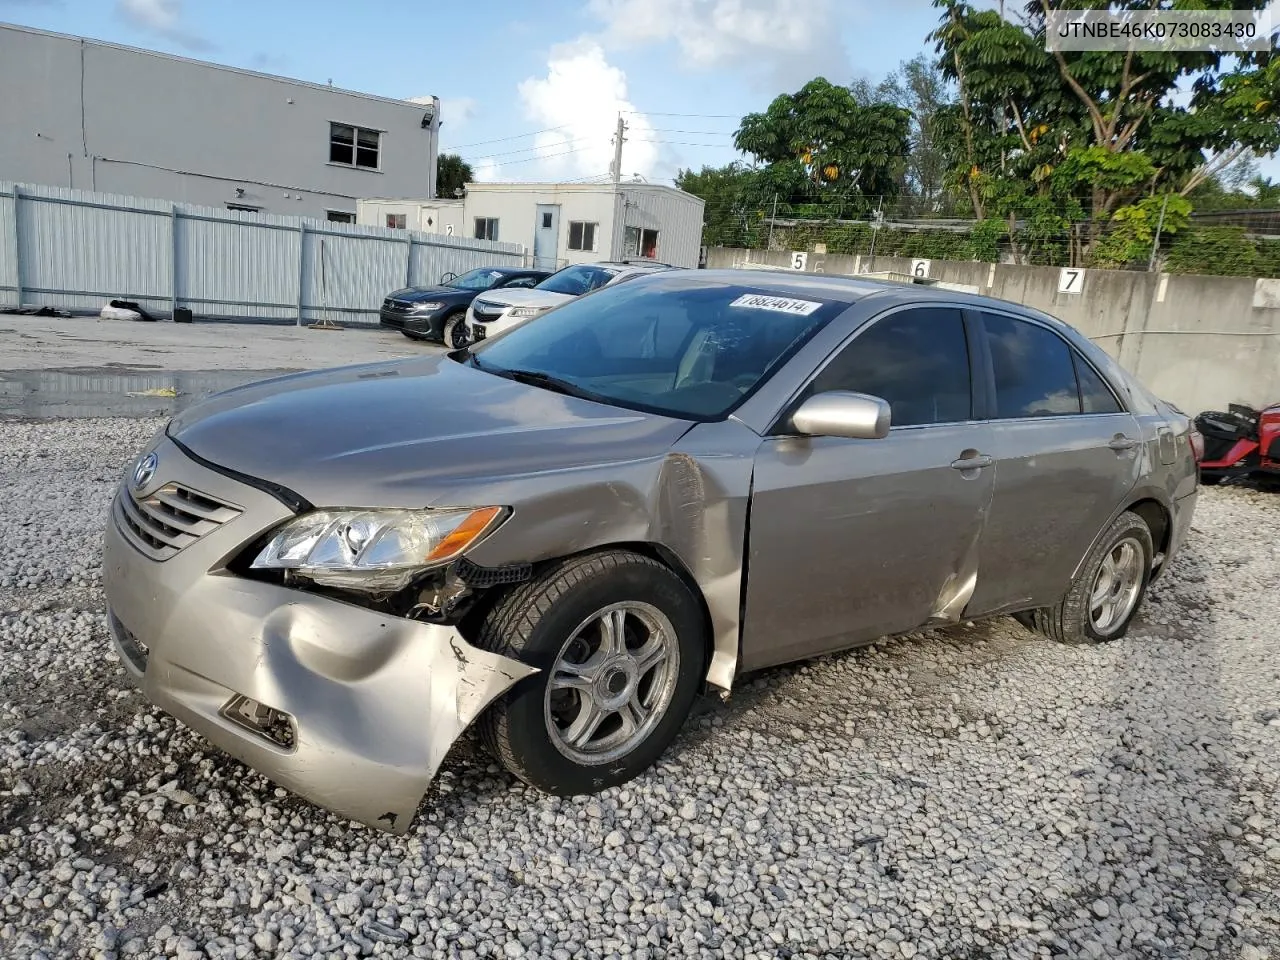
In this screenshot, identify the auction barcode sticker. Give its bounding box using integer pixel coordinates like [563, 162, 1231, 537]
[729, 294, 823, 316]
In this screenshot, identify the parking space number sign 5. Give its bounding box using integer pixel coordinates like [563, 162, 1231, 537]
[791, 252, 808, 271]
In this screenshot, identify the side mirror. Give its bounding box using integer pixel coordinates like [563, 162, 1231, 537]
[791, 391, 891, 440]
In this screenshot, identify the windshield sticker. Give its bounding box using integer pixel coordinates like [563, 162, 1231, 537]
[729, 294, 823, 316]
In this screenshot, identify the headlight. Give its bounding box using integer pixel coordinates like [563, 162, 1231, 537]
[409, 301, 444, 312]
[508, 306, 546, 319]
[250, 506, 506, 591]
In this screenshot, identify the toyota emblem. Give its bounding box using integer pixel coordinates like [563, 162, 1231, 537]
[132, 452, 158, 491]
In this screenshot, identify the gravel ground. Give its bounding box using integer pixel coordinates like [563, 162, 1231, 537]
[1, 417, 1278, 960]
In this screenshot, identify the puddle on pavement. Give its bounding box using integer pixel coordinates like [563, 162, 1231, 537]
[0, 368, 299, 419]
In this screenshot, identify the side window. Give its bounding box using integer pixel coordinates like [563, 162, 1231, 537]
[1074, 352, 1123, 414]
[807, 308, 971, 427]
[502, 275, 538, 289]
[982, 313, 1080, 418]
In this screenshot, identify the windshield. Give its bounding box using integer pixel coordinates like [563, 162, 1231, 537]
[465, 276, 845, 420]
[536, 264, 619, 296]
[445, 268, 506, 291]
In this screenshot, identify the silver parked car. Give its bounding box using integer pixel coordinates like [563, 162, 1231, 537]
[462, 260, 673, 345]
[104, 270, 1198, 832]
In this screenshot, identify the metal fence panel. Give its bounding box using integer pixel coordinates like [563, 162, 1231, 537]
[0, 186, 16, 308]
[179, 210, 300, 320]
[0, 181, 524, 324]
[7, 182, 171, 313]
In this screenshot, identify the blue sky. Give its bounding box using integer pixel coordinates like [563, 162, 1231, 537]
[2, 0, 1276, 186]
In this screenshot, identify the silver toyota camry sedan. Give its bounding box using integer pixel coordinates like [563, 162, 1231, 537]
[104, 270, 1199, 832]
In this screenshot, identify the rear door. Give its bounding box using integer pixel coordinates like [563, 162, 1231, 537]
[963, 309, 1143, 616]
[741, 305, 995, 672]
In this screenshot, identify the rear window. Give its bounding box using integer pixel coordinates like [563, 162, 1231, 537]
[536, 265, 620, 296]
[983, 313, 1080, 418]
[466, 277, 846, 420]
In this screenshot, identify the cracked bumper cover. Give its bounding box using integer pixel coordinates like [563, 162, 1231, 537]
[102, 439, 536, 833]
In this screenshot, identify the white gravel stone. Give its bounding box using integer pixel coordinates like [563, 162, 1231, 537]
[1, 416, 1278, 960]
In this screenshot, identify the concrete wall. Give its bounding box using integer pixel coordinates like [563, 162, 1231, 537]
[0, 23, 439, 221]
[709, 247, 1280, 415]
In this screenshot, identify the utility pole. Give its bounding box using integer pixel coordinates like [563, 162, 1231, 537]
[767, 193, 778, 249]
[1148, 194, 1170, 272]
[866, 196, 884, 272]
[611, 114, 628, 186]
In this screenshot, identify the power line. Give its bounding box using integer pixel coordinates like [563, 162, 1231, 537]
[444, 125, 571, 151]
[648, 128, 738, 136]
[623, 110, 739, 118]
[479, 147, 597, 169]
[461, 137, 608, 162]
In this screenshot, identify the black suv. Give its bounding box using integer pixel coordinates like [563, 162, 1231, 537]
[380, 266, 551, 344]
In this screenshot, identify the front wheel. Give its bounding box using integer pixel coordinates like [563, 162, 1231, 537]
[1026, 511, 1153, 644]
[474, 550, 706, 795]
[442, 312, 466, 348]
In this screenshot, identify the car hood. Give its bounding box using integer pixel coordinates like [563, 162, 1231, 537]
[387, 286, 471, 304]
[473, 288, 576, 311]
[166, 356, 690, 508]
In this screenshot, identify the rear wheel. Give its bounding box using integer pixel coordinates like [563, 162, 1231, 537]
[1025, 511, 1153, 645]
[474, 550, 706, 795]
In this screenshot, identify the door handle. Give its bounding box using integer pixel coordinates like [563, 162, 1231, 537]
[951, 454, 993, 471]
[1108, 436, 1140, 452]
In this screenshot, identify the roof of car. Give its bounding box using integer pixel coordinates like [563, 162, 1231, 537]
[666, 267, 1061, 318]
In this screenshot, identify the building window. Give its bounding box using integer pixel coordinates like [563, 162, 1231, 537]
[386, 213, 407, 230]
[474, 217, 499, 241]
[568, 221, 598, 252]
[542, 212, 553, 229]
[326, 210, 355, 224]
[330, 122, 380, 169]
[641, 229, 659, 259]
[225, 203, 261, 214]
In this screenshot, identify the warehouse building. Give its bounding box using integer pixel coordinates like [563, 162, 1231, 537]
[358, 181, 706, 269]
[0, 22, 440, 221]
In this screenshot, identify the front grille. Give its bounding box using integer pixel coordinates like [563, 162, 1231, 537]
[113, 482, 241, 561]
[472, 302, 504, 323]
[382, 298, 411, 312]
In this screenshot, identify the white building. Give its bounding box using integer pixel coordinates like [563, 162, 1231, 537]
[357, 182, 706, 269]
[0, 22, 441, 221]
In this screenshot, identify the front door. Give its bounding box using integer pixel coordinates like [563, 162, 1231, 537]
[534, 205, 559, 270]
[741, 306, 995, 672]
[962, 310, 1143, 616]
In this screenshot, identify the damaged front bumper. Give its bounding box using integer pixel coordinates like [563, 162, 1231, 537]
[102, 437, 535, 833]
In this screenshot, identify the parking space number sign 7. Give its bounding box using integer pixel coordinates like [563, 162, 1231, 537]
[1058, 267, 1084, 294]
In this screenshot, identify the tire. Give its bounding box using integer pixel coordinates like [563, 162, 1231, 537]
[474, 550, 706, 795]
[442, 312, 466, 348]
[1027, 511, 1153, 645]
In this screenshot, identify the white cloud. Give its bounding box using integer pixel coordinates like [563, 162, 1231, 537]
[587, 0, 848, 87]
[440, 96, 478, 129]
[515, 40, 659, 181]
[116, 0, 212, 52]
[474, 158, 502, 182]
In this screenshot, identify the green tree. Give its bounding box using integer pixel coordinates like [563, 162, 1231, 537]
[734, 77, 912, 217]
[436, 153, 473, 198]
[930, 0, 1280, 262]
[865, 55, 954, 211]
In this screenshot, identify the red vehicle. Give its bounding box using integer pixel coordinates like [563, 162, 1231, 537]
[1192, 403, 1280, 486]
